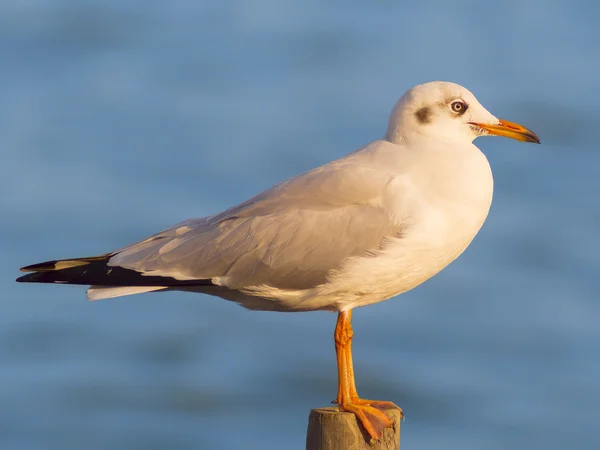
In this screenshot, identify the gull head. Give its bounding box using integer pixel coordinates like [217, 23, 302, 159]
[385, 81, 540, 145]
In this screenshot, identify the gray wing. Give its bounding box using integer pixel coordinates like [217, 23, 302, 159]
[109, 156, 404, 290]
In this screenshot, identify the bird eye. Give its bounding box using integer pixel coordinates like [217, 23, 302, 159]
[450, 101, 467, 114]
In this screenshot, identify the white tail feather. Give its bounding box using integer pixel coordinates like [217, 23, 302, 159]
[87, 286, 167, 301]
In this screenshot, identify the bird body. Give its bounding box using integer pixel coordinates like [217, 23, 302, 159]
[201, 136, 495, 312]
[17, 135, 493, 312]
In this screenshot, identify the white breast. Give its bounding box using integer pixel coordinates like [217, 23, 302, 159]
[321, 143, 494, 310]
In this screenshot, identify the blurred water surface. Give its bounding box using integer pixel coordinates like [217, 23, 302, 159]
[1, 1, 599, 449]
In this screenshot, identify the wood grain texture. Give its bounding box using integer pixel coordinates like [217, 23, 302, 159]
[306, 406, 401, 450]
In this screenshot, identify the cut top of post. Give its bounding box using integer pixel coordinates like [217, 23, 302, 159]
[306, 406, 401, 450]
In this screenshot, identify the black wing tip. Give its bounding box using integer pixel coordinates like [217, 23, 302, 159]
[16, 272, 52, 283]
[17, 257, 95, 284]
[20, 261, 56, 273]
[16, 258, 217, 287]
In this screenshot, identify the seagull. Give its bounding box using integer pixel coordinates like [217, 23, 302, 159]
[17, 81, 540, 441]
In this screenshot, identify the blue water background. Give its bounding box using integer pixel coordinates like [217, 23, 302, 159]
[1, 1, 599, 449]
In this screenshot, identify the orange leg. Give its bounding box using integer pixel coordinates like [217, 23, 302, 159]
[334, 310, 402, 440]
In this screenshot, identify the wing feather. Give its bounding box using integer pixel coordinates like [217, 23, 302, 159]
[109, 149, 405, 290]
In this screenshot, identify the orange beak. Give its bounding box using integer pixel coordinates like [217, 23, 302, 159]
[469, 119, 541, 144]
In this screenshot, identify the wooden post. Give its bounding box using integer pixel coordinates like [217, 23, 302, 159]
[306, 406, 401, 450]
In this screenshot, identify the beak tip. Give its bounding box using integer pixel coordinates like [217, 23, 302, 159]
[478, 119, 541, 145]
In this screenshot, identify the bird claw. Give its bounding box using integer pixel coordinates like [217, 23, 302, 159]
[339, 399, 401, 440]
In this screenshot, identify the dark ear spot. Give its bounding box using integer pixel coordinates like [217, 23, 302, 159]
[415, 107, 432, 125]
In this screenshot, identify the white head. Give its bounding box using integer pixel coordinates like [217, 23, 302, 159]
[385, 81, 540, 145]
